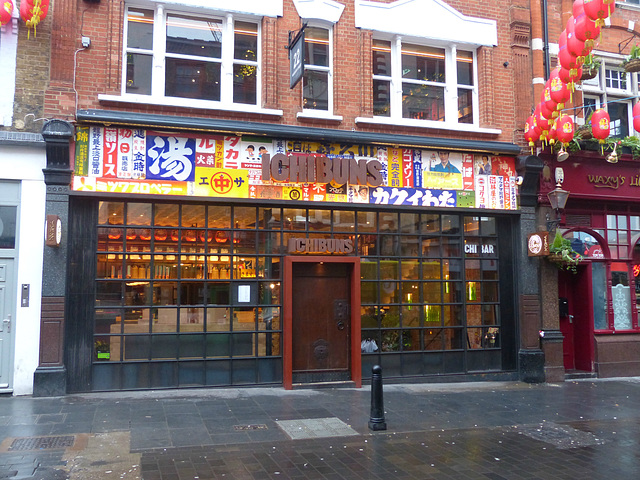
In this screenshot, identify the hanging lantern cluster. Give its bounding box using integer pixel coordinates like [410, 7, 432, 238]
[523, 0, 617, 155]
[20, 0, 49, 38]
[0, 0, 14, 26]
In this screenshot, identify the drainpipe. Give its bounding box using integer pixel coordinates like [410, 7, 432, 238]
[542, 0, 551, 80]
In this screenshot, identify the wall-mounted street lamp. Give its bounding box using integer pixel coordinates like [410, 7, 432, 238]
[546, 183, 570, 231]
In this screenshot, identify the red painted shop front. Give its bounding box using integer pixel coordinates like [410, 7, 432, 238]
[543, 151, 640, 377]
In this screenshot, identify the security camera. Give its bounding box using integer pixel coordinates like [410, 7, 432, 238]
[503, 61, 509, 68]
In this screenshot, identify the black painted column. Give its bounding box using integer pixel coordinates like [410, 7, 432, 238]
[516, 155, 546, 383]
[33, 120, 74, 397]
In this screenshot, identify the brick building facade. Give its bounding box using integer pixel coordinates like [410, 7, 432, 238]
[23, 0, 559, 394]
[530, 1, 640, 381]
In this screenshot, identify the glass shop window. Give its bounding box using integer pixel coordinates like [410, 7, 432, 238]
[611, 262, 632, 330]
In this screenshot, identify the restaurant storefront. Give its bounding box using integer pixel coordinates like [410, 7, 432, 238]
[542, 151, 640, 377]
[43, 114, 526, 393]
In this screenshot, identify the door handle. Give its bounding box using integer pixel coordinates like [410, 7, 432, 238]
[568, 315, 574, 324]
[2, 314, 10, 333]
[337, 320, 345, 330]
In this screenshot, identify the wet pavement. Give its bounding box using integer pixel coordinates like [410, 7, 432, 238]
[0, 378, 639, 479]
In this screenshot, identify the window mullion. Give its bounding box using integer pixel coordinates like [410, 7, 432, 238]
[152, 5, 167, 98]
[471, 50, 479, 126]
[445, 45, 457, 126]
[328, 25, 334, 114]
[392, 36, 402, 119]
[221, 14, 234, 108]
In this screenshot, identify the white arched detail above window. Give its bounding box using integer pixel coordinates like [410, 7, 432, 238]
[355, 0, 497, 47]
[293, 0, 345, 23]
[142, 0, 282, 17]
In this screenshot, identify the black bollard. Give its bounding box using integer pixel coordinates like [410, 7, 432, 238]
[368, 365, 387, 431]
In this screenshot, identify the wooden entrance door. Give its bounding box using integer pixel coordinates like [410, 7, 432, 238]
[291, 262, 351, 383]
[558, 265, 594, 372]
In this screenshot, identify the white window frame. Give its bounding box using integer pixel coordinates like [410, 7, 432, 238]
[370, 37, 479, 128]
[99, 3, 282, 117]
[580, 55, 639, 137]
[298, 23, 342, 121]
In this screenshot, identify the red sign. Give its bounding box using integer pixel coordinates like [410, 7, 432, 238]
[548, 156, 640, 201]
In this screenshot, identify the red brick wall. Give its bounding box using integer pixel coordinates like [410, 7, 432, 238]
[43, 0, 532, 149]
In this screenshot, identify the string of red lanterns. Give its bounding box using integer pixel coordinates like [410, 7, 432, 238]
[523, 0, 634, 155]
[0, 0, 14, 26]
[19, 0, 49, 38]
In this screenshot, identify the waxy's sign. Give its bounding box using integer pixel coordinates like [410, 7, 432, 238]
[262, 154, 383, 186]
[551, 159, 640, 201]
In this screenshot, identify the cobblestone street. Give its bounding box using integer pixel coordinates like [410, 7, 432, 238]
[1, 379, 640, 479]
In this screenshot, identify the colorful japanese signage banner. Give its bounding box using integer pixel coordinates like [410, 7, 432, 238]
[73, 127, 518, 210]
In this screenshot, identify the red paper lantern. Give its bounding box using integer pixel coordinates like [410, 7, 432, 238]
[534, 105, 550, 132]
[556, 115, 575, 144]
[633, 102, 640, 133]
[524, 116, 540, 153]
[566, 17, 589, 58]
[548, 122, 558, 145]
[540, 99, 557, 120]
[583, 0, 610, 27]
[20, 0, 49, 37]
[542, 84, 559, 117]
[558, 66, 582, 93]
[602, 0, 615, 17]
[550, 68, 571, 107]
[0, 0, 13, 26]
[591, 108, 610, 146]
[573, 0, 601, 48]
[558, 31, 582, 78]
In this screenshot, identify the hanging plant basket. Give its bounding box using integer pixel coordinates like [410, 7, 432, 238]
[624, 58, 640, 73]
[546, 252, 581, 273]
[574, 124, 593, 140]
[547, 231, 582, 273]
[547, 253, 568, 267]
[581, 68, 598, 80]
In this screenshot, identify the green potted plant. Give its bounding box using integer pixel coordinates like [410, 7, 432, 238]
[548, 230, 582, 273]
[617, 136, 640, 157]
[622, 44, 640, 73]
[581, 53, 600, 80]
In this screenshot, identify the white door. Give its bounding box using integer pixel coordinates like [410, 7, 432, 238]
[0, 183, 19, 391]
[0, 258, 14, 389]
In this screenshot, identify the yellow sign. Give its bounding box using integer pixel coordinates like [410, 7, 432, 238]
[194, 167, 249, 198]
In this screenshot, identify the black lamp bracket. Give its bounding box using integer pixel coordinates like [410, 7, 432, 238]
[546, 211, 562, 231]
[619, 33, 639, 55]
[287, 23, 307, 59]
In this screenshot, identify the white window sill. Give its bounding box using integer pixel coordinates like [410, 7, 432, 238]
[297, 111, 343, 121]
[98, 94, 283, 117]
[355, 116, 501, 135]
[616, 2, 640, 12]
